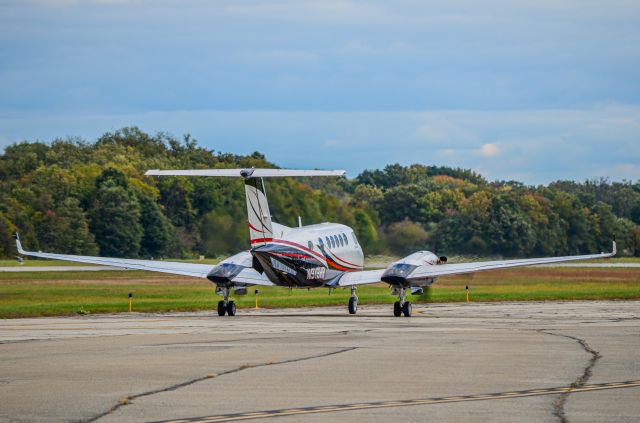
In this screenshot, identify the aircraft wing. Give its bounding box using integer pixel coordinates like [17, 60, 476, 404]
[228, 267, 275, 286]
[336, 269, 386, 287]
[337, 242, 616, 287]
[15, 234, 274, 285]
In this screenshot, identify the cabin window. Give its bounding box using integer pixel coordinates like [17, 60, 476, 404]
[308, 241, 314, 251]
[351, 232, 358, 246]
[338, 234, 344, 247]
[325, 236, 331, 248]
[332, 235, 338, 248]
[318, 238, 324, 248]
[342, 233, 348, 246]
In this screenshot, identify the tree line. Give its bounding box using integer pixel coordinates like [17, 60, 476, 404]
[0, 127, 638, 259]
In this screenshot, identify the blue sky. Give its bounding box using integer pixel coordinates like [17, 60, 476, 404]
[1, 0, 639, 184]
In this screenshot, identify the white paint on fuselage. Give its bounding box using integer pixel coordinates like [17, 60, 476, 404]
[272, 221, 364, 270]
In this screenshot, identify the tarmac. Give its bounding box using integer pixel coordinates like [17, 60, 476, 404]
[0, 301, 639, 423]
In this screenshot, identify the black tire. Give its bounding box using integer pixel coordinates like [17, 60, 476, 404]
[217, 300, 226, 316]
[393, 301, 402, 317]
[348, 297, 358, 315]
[227, 301, 236, 316]
[402, 301, 412, 317]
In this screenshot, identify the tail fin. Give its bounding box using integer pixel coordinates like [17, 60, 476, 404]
[244, 177, 273, 247]
[145, 168, 346, 248]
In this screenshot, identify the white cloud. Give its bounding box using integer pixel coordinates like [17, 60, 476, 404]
[478, 143, 501, 157]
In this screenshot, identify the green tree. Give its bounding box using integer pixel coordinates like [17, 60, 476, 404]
[138, 194, 177, 258]
[385, 220, 429, 255]
[90, 170, 142, 257]
[353, 209, 379, 252]
[35, 198, 98, 255]
[0, 212, 17, 258]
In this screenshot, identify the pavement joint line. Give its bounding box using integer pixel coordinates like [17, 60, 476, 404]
[158, 380, 640, 423]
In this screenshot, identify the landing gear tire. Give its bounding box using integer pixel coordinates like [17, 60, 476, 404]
[393, 301, 402, 317]
[227, 301, 236, 316]
[348, 297, 358, 315]
[217, 300, 226, 316]
[402, 301, 412, 317]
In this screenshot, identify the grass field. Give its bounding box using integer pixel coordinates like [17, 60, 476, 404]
[0, 266, 638, 318]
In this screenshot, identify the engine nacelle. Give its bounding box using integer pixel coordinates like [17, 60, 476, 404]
[207, 251, 254, 286]
[381, 251, 440, 287]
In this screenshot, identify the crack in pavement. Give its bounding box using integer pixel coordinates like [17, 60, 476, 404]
[147, 329, 366, 348]
[84, 346, 358, 423]
[538, 330, 601, 423]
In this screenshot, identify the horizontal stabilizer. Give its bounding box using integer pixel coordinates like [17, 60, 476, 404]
[146, 168, 346, 179]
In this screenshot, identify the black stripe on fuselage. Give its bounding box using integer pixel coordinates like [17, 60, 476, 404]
[251, 243, 342, 287]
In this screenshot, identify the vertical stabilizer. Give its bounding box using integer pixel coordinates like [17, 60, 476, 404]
[244, 177, 273, 247]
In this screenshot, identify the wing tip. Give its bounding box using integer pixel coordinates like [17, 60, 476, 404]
[14, 232, 25, 254]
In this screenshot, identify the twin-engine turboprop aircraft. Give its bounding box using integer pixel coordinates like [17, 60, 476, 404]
[16, 168, 616, 317]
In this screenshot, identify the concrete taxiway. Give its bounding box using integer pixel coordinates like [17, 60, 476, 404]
[1, 301, 639, 422]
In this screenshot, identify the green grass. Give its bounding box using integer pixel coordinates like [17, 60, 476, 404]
[0, 267, 638, 318]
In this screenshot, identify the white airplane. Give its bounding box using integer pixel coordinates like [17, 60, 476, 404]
[15, 168, 616, 317]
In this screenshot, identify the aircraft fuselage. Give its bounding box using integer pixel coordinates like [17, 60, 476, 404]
[251, 222, 364, 287]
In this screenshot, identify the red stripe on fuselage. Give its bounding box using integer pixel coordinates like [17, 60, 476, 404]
[269, 239, 327, 263]
[249, 223, 265, 233]
[272, 252, 313, 260]
[325, 257, 353, 271]
[251, 238, 360, 272]
[324, 248, 362, 269]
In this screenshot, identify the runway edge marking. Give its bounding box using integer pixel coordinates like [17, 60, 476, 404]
[157, 380, 640, 423]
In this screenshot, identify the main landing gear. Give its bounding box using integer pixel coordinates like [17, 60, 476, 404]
[393, 287, 412, 317]
[348, 286, 358, 315]
[217, 287, 236, 316]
